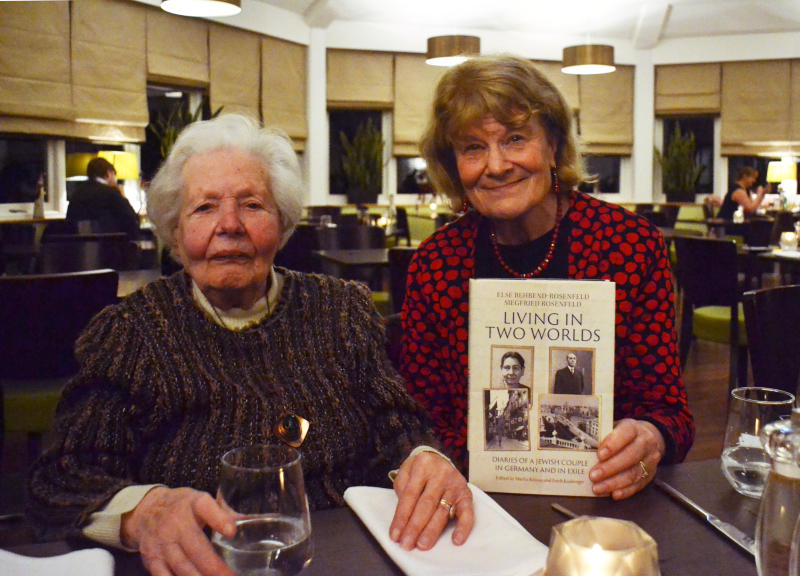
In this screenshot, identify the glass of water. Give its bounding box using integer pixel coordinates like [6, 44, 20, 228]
[213, 444, 312, 576]
[721, 387, 795, 498]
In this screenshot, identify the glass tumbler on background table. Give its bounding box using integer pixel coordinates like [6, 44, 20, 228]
[213, 444, 312, 576]
[721, 387, 795, 498]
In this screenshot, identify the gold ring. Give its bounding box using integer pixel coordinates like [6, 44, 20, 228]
[439, 498, 456, 520]
[639, 460, 649, 480]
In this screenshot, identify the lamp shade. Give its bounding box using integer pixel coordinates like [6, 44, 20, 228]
[161, 0, 241, 17]
[65, 153, 96, 181]
[426, 35, 480, 67]
[561, 44, 616, 75]
[97, 151, 140, 181]
[766, 160, 797, 183]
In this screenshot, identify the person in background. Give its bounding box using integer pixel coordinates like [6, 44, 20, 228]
[66, 156, 140, 238]
[717, 166, 769, 220]
[29, 114, 473, 576]
[400, 54, 694, 501]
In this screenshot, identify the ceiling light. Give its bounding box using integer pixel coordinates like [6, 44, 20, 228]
[426, 35, 480, 67]
[161, 0, 241, 17]
[561, 44, 615, 75]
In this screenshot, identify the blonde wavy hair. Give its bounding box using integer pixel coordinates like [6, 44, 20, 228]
[421, 54, 583, 207]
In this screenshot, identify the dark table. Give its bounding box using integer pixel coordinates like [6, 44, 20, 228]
[3, 459, 757, 576]
[313, 248, 389, 269]
[759, 248, 800, 284]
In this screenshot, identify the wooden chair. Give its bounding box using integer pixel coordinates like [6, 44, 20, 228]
[743, 284, 800, 395]
[387, 207, 411, 247]
[673, 236, 747, 393]
[0, 269, 119, 468]
[389, 246, 417, 313]
[37, 233, 139, 273]
[274, 224, 321, 273]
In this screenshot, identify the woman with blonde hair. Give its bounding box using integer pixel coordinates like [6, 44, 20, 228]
[400, 55, 694, 501]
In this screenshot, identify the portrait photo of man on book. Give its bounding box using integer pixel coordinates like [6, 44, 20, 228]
[551, 349, 594, 395]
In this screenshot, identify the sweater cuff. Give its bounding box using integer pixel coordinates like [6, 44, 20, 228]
[388, 445, 456, 483]
[81, 484, 163, 551]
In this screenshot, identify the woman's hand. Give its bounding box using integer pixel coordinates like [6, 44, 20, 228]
[121, 486, 237, 576]
[589, 419, 666, 500]
[389, 451, 474, 551]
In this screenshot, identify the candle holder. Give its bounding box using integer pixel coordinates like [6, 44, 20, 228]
[544, 516, 660, 576]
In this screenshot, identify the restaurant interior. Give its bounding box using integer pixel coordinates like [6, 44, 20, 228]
[2, 1, 800, 574]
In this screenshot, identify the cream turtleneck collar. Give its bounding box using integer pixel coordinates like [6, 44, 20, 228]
[191, 267, 283, 330]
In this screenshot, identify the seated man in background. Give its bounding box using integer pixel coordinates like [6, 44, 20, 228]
[66, 157, 140, 238]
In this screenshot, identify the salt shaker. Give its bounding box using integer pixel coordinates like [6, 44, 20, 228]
[756, 408, 800, 576]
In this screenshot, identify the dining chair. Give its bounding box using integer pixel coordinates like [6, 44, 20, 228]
[274, 223, 321, 273]
[0, 269, 119, 468]
[389, 246, 417, 313]
[387, 207, 411, 247]
[743, 284, 800, 395]
[673, 236, 747, 393]
[743, 217, 775, 248]
[37, 232, 138, 273]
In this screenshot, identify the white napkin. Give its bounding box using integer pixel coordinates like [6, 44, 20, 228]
[0, 547, 115, 576]
[344, 483, 548, 576]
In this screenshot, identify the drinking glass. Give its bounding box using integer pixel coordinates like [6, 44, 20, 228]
[544, 516, 660, 576]
[212, 444, 312, 576]
[721, 387, 795, 498]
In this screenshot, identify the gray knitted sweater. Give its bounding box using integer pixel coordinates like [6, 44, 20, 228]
[28, 270, 435, 540]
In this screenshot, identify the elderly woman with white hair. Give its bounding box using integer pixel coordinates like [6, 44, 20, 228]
[29, 114, 473, 576]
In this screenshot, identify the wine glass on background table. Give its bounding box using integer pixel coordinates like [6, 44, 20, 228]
[213, 444, 313, 576]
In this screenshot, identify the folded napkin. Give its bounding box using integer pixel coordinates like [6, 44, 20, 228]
[0, 547, 115, 576]
[344, 484, 547, 576]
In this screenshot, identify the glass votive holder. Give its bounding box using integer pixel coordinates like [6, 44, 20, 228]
[544, 516, 660, 576]
[780, 231, 798, 251]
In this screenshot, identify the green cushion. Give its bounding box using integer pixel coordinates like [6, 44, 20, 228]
[3, 378, 65, 434]
[371, 290, 392, 317]
[693, 303, 747, 346]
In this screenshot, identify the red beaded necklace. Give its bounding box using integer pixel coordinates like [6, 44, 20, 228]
[489, 192, 566, 279]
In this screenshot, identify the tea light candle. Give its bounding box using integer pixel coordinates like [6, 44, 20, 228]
[780, 231, 798, 251]
[544, 516, 660, 576]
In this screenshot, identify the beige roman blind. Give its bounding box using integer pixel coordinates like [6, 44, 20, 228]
[0, 116, 143, 142]
[146, 8, 209, 86]
[791, 60, 800, 143]
[721, 60, 791, 155]
[261, 36, 306, 150]
[0, 3, 71, 121]
[532, 60, 579, 111]
[655, 63, 721, 115]
[393, 54, 445, 156]
[578, 65, 634, 155]
[209, 24, 260, 118]
[71, 0, 148, 134]
[327, 50, 393, 109]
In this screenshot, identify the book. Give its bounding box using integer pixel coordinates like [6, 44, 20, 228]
[467, 278, 616, 497]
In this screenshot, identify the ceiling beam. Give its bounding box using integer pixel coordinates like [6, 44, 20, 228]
[633, 1, 671, 49]
[304, 0, 336, 28]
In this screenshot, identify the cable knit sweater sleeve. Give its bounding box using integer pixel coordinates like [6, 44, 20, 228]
[28, 271, 437, 541]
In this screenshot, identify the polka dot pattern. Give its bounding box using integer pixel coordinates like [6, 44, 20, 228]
[399, 193, 695, 472]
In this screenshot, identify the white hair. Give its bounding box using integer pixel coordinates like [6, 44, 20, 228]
[147, 113, 304, 250]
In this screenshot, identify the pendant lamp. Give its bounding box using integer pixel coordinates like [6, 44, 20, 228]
[561, 44, 615, 75]
[426, 35, 480, 67]
[161, 0, 241, 17]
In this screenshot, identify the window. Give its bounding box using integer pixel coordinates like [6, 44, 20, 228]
[0, 136, 46, 204]
[579, 155, 621, 194]
[663, 116, 714, 195]
[329, 109, 382, 202]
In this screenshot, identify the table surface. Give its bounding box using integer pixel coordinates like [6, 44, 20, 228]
[4, 459, 758, 576]
[314, 248, 389, 267]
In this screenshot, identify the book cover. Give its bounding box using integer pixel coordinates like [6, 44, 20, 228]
[467, 278, 616, 497]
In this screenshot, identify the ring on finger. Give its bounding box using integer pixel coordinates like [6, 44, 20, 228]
[439, 497, 456, 520]
[638, 460, 649, 480]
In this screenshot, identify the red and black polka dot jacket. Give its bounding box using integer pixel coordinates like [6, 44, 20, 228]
[399, 192, 695, 472]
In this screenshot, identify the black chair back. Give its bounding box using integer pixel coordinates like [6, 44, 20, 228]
[673, 236, 743, 390]
[743, 284, 800, 395]
[341, 226, 386, 249]
[274, 224, 321, 273]
[0, 269, 119, 379]
[38, 233, 138, 273]
[388, 207, 411, 246]
[389, 246, 417, 313]
[744, 217, 775, 247]
[770, 211, 797, 246]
